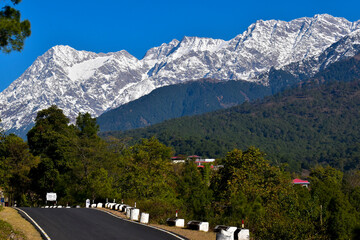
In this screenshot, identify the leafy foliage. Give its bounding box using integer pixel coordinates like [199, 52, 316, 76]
[119, 137, 176, 200]
[0, 0, 31, 53]
[0, 132, 39, 206]
[177, 161, 213, 220]
[27, 105, 76, 198]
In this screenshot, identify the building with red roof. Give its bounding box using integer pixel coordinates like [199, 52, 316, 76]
[292, 178, 310, 188]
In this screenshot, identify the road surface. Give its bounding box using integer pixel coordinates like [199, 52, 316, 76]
[19, 207, 186, 240]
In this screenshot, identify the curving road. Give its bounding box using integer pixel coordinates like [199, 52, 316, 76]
[18, 207, 186, 240]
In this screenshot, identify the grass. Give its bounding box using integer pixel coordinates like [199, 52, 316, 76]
[0, 219, 26, 240]
[0, 207, 42, 240]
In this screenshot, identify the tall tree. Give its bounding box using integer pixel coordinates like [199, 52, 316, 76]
[65, 112, 119, 203]
[309, 166, 358, 240]
[120, 137, 176, 200]
[27, 105, 76, 199]
[73, 112, 102, 179]
[0, 134, 39, 205]
[0, 0, 31, 53]
[0, 120, 7, 188]
[177, 161, 213, 220]
[76, 112, 99, 138]
[0, 130, 39, 206]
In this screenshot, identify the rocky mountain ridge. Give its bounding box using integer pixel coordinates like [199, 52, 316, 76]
[1, 14, 360, 134]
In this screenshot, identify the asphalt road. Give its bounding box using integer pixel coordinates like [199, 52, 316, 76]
[19, 207, 185, 240]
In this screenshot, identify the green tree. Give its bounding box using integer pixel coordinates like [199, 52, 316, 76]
[120, 137, 175, 200]
[177, 161, 213, 220]
[73, 112, 102, 179]
[0, 133, 39, 205]
[27, 105, 77, 199]
[327, 195, 356, 240]
[213, 147, 315, 239]
[343, 170, 360, 213]
[114, 137, 179, 222]
[0, 120, 8, 188]
[27, 109, 123, 205]
[76, 112, 99, 138]
[63, 112, 120, 204]
[27, 105, 74, 160]
[310, 166, 359, 239]
[353, 227, 360, 240]
[0, 0, 31, 53]
[85, 168, 114, 202]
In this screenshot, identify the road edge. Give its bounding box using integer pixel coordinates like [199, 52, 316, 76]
[13, 207, 51, 240]
[94, 208, 190, 240]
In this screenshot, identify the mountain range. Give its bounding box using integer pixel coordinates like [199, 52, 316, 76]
[1, 14, 360, 136]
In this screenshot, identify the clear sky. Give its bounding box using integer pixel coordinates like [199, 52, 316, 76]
[1, 0, 360, 92]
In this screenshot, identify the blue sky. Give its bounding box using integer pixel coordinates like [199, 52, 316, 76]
[1, 0, 360, 92]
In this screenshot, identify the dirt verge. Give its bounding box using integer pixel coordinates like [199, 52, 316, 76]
[99, 208, 216, 240]
[0, 207, 42, 240]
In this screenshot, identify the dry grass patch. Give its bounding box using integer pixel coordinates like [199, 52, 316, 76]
[99, 208, 216, 240]
[151, 223, 216, 240]
[0, 207, 42, 240]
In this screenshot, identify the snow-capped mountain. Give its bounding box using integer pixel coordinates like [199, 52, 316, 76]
[1, 14, 360, 134]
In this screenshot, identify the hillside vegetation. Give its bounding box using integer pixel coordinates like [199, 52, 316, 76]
[97, 53, 328, 133]
[97, 79, 271, 132]
[102, 54, 360, 172]
[1, 106, 360, 239]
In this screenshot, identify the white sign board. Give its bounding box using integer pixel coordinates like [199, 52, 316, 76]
[46, 192, 57, 201]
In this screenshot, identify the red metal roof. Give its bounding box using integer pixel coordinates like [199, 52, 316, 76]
[292, 178, 310, 184]
[197, 165, 214, 169]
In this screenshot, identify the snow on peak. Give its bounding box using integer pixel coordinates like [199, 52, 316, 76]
[143, 39, 180, 62]
[67, 56, 112, 82]
[50, 44, 76, 53]
[1, 14, 360, 134]
[312, 13, 348, 22]
[178, 36, 227, 52]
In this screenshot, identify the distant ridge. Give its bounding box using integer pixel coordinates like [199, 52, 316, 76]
[1, 14, 360, 136]
[97, 79, 270, 132]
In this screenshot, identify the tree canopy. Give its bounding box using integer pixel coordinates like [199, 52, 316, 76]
[0, 0, 31, 53]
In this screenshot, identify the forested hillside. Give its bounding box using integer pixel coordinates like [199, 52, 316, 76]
[97, 62, 314, 133]
[97, 79, 272, 132]
[103, 77, 360, 172]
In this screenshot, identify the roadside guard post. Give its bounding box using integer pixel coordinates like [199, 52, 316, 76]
[46, 192, 57, 205]
[86, 199, 90, 208]
[215, 225, 237, 240]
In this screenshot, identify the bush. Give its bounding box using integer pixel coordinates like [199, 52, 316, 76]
[135, 199, 180, 224]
